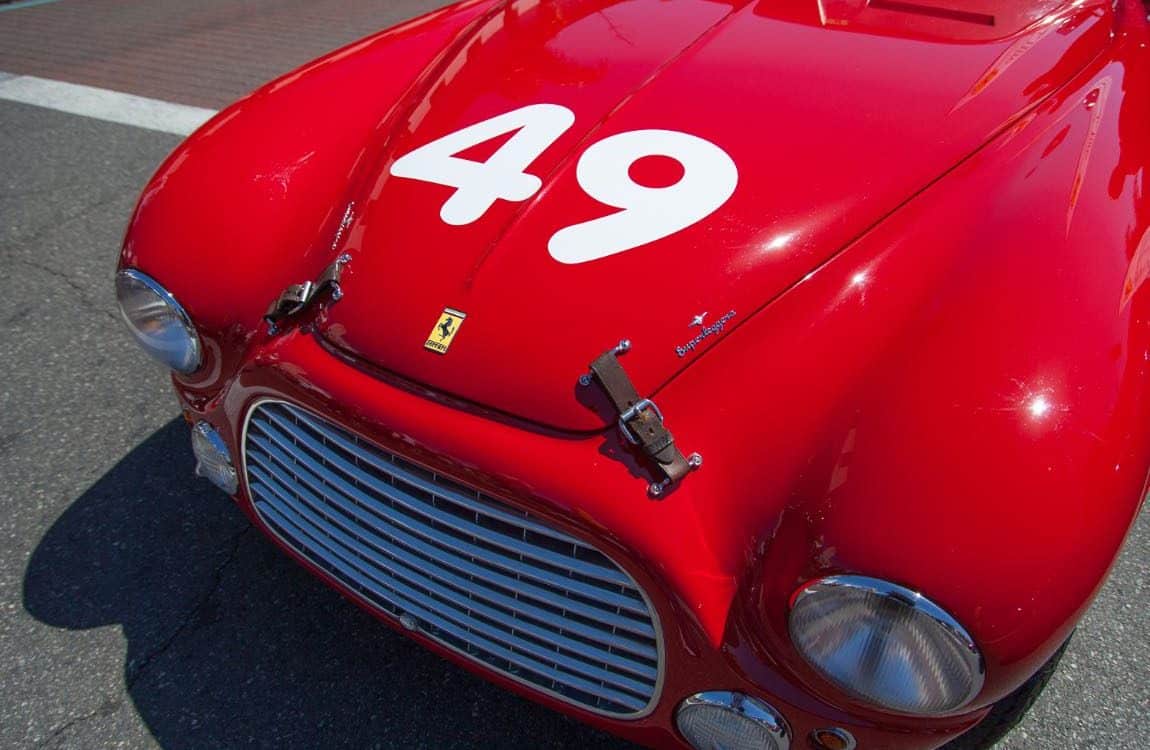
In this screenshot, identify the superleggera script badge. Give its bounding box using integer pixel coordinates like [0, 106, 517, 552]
[675, 310, 736, 358]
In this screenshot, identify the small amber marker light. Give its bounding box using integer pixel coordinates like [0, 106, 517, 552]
[810, 727, 856, 750]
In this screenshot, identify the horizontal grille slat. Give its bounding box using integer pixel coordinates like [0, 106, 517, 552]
[256, 490, 656, 699]
[249, 464, 657, 680]
[243, 401, 661, 717]
[247, 427, 651, 623]
[283, 407, 585, 547]
[258, 500, 649, 712]
[248, 449, 656, 643]
[251, 409, 634, 593]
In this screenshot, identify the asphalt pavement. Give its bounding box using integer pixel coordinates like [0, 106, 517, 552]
[0, 2, 1147, 749]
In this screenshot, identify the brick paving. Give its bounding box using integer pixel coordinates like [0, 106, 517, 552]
[0, 0, 451, 109]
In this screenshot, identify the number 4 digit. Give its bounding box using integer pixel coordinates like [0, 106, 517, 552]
[389, 103, 575, 225]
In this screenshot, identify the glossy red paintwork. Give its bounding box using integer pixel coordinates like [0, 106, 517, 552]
[322, 0, 1111, 431]
[120, 0, 1150, 747]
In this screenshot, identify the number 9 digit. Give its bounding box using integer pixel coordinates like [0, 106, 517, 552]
[548, 129, 738, 265]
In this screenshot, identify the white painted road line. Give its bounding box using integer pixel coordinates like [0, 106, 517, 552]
[0, 0, 69, 12]
[0, 73, 217, 136]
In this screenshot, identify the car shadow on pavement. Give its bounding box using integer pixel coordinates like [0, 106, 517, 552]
[23, 419, 640, 749]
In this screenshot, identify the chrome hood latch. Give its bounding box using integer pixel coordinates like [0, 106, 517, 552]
[264, 254, 350, 335]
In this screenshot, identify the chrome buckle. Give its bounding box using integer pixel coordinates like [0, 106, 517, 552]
[618, 398, 663, 445]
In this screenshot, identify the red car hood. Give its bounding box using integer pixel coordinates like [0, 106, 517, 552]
[321, 0, 1110, 431]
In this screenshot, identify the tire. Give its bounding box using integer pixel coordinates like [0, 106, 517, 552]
[940, 635, 1072, 750]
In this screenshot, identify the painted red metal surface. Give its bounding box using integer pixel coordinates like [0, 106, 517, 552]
[120, 0, 1150, 747]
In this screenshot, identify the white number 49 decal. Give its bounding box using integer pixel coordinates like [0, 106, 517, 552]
[389, 103, 738, 265]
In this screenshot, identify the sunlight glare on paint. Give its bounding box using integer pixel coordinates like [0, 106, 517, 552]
[764, 232, 795, 252]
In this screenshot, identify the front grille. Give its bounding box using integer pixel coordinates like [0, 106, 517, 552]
[242, 400, 661, 716]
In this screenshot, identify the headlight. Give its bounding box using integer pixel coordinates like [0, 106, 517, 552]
[115, 269, 201, 373]
[788, 575, 984, 716]
[191, 422, 238, 494]
[676, 692, 791, 750]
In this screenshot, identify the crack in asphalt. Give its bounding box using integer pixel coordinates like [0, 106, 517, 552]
[0, 429, 25, 456]
[36, 699, 123, 750]
[1, 189, 124, 251]
[125, 524, 252, 690]
[11, 258, 119, 325]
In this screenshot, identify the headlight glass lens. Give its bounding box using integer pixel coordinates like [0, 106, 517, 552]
[789, 576, 984, 716]
[676, 692, 790, 750]
[191, 422, 238, 494]
[115, 269, 201, 373]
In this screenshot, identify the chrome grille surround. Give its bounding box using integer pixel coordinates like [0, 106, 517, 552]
[241, 399, 663, 717]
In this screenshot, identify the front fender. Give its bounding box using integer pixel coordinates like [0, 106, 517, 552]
[118, 0, 497, 398]
[652, 6, 1150, 720]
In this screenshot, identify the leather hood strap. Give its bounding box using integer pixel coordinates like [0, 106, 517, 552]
[589, 342, 698, 496]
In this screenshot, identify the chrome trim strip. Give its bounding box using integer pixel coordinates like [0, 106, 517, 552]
[240, 397, 664, 719]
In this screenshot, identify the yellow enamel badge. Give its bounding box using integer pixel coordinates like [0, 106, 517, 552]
[424, 307, 466, 354]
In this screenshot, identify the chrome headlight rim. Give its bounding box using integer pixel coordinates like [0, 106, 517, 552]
[789, 574, 985, 717]
[115, 268, 202, 374]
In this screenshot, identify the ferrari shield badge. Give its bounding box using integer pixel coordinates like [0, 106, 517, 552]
[424, 307, 466, 354]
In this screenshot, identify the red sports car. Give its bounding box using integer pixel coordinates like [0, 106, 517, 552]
[115, 0, 1150, 747]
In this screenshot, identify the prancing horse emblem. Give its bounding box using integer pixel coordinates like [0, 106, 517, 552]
[425, 307, 467, 354]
